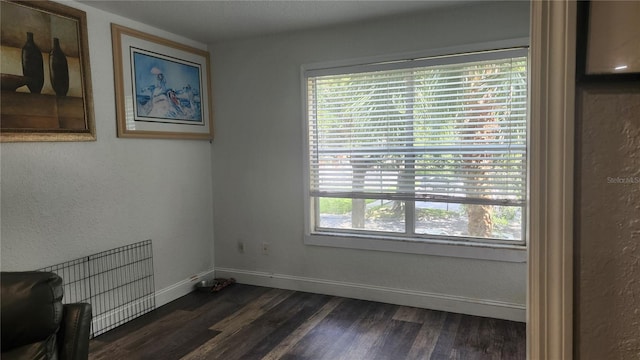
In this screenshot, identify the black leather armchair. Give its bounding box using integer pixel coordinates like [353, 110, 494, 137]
[1, 271, 92, 360]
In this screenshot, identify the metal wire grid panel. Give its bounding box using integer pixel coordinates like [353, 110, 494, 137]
[40, 240, 155, 338]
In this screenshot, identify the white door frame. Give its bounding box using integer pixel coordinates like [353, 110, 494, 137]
[528, 1, 576, 359]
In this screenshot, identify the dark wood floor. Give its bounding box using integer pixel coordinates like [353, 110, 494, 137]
[89, 284, 525, 360]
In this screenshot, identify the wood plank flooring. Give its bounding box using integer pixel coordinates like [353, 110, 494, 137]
[89, 284, 525, 360]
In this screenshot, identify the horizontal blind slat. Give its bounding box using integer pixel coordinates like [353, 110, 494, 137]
[307, 52, 527, 203]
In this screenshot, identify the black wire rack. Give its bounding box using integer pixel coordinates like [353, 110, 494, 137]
[40, 240, 155, 338]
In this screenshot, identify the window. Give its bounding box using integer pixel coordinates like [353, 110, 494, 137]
[304, 48, 528, 248]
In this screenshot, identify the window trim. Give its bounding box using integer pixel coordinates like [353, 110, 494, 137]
[305, 232, 526, 262]
[301, 38, 530, 262]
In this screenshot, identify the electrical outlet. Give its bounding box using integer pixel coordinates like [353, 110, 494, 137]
[237, 241, 245, 253]
[261, 242, 269, 255]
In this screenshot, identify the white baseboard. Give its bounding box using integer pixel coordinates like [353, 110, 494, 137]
[155, 268, 216, 307]
[215, 267, 525, 322]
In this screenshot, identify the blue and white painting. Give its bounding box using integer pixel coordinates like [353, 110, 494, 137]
[132, 49, 203, 124]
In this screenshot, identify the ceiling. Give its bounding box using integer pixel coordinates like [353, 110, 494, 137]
[79, 0, 471, 44]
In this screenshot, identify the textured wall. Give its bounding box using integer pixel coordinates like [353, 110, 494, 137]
[577, 86, 640, 359]
[0, 2, 215, 292]
[211, 1, 529, 318]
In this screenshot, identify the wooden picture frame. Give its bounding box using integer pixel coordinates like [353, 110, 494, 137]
[0, 0, 96, 142]
[576, 1, 640, 83]
[111, 24, 214, 140]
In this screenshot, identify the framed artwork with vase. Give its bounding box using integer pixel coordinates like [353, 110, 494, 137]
[0, 0, 95, 142]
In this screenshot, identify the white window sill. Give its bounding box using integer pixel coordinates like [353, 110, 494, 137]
[305, 232, 527, 263]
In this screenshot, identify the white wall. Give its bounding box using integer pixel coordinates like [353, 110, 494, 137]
[211, 2, 530, 320]
[0, 1, 215, 304]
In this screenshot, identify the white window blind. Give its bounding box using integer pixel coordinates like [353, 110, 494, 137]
[306, 49, 528, 207]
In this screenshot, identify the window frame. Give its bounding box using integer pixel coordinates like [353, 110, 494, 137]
[301, 39, 530, 262]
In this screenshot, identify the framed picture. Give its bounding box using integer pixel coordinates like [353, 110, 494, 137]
[0, 0, 95, 142]
[111, 24, 214, 140]
[577, 1, 640, 82]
